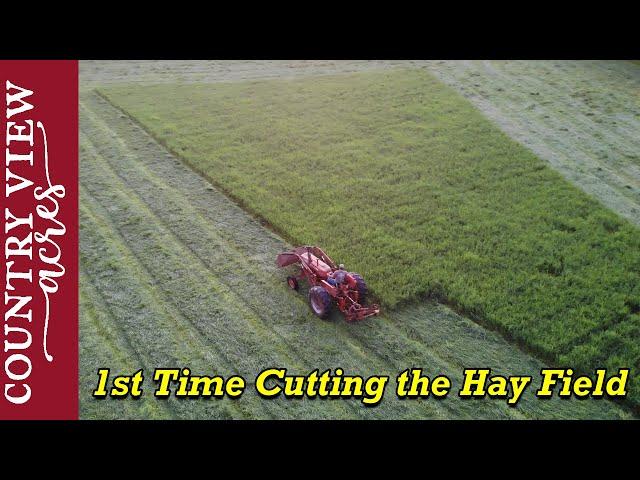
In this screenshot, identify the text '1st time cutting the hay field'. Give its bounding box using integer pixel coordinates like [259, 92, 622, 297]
[92, 367, 629, 407]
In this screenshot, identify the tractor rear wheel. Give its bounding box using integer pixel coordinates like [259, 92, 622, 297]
[352, 274, 368, 303]
[287, 276, 299, 291]
[309, 286, 332, 319]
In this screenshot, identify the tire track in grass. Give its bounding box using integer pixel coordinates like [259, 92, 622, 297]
[81, 272, 141, 372]
[81, 106, 311, 338]
[88, 88, 629, 419]
[81, 95, 438, 419]
[81, 134, 363, 419]
[80, 271, 170, 419]
[82, 204, 188, 419]
[81, 144, 300, 371]
[84, 91, 526, 419]
[81, 197, 253, 419]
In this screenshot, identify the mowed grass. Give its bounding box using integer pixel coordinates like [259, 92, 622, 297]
[101, 70, 640, 404]
[424, 61, 640, 227]
[79, 91, 627, 419]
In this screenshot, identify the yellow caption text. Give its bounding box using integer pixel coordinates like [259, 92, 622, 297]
[92, 367, 629, 407]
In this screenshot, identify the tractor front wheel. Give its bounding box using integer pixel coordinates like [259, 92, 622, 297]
[309, 286, 332, 319]
[287, 276, 299, 291]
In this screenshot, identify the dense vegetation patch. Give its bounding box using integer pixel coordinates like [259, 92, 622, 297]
[101, 70, 640, 404]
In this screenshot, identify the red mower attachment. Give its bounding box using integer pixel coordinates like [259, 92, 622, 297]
[276, 246, 380, 322]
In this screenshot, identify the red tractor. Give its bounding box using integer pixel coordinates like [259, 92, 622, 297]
[276, 246, 380, 322]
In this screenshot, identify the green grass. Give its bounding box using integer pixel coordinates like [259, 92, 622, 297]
[100, 70, 640, 405]
[79, 90, 627, 418]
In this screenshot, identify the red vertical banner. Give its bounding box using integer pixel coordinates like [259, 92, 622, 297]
[1, 61, 78, 419]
